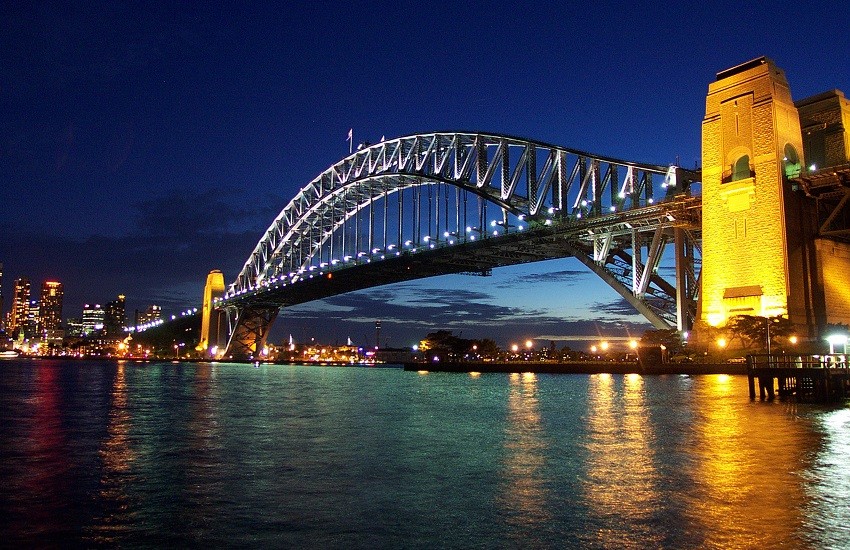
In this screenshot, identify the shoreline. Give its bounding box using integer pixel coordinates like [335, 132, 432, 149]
[403, 361, 747, 375]
[3, 355, 748, 375]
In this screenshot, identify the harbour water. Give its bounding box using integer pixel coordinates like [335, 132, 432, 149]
[1, 359, 848, 548]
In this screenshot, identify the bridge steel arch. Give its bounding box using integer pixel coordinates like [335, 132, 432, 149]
[220, 132, 701, 360]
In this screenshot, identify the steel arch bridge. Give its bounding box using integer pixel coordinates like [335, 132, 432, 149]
[218, 132, 702, 360]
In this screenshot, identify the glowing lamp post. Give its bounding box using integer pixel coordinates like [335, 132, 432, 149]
[827, 334, 848, 354]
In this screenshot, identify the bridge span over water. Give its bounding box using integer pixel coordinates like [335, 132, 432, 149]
[215, 132, 702, 360]
[199, 57, 850, 361]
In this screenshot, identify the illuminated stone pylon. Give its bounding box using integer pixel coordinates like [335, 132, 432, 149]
[198, 270, 226, 357]
[698, 57, 815, 333]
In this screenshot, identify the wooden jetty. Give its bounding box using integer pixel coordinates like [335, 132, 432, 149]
[747, 354, 850, 402]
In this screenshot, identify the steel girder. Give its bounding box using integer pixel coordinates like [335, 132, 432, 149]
[221, 132, 702, 357]
[794, 165, 850, 241]
[227, 132, 697, 297]
[223, 305, 279, 361]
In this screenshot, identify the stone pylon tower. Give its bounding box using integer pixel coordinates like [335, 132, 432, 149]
[699, 57, 815, 333]
[198, 270, 226, 356]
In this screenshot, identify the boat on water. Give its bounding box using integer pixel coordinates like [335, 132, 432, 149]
[0, 350, 21, 359]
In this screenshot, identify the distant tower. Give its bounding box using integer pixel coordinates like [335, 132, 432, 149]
[104, 295, 127, 338]
[699, 57, 812, 332]
[40, 281, 64, 334]
[82, 304, 105, 335]
[9, 278, 31, 335]
[0, 262, 4, 331]
[198, 270, 226, 356]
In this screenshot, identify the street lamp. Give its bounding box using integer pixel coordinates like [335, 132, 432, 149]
[827, 334, 848, 354]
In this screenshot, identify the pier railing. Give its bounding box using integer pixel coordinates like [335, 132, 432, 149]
[747, 353, 849, 369]
[747, 353, 850, 402]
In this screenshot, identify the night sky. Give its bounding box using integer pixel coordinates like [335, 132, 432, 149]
[3, 1, 849, 347]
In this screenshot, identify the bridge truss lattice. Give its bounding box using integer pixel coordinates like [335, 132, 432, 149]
[221, 132, 701, 359]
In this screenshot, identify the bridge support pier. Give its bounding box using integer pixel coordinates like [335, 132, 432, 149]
[224, 306, 279, 361]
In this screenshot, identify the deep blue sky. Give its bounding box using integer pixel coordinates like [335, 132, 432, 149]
[2, 1, 849, 347]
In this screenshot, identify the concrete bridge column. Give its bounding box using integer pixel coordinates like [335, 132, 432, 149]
[698, 57, 810, 333]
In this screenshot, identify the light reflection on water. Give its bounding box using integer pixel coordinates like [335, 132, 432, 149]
[803, 408, 850, 546]
[0, 361, 848, 548]
[499, 372, 552, 540]
[687, 375, 814, 549]
[583, 373, 663, 548]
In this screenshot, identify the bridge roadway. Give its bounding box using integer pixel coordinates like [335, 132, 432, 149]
[220, 194, 702, 359]
[225, 194, 701, 310]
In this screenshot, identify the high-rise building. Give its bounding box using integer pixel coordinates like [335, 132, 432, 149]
[0, 262, 4, 331]
[26, 299, 40, 339]
[40, 281, 64, 334]
[9, 278, 30, 335]
[65, 318, 84, 338]
[104, 295, 126, 337]
[136, 305, 162, 328]
[82, 304, 105, 336]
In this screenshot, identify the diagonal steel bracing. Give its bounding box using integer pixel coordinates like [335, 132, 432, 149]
[220, 132, 701, 358]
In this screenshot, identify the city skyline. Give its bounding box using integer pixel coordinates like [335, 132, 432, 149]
[3, 2, 849, 346]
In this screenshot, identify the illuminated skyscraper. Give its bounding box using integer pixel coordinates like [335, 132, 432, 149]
[82, 304, 105, 335]
[0, 262, 4, 331]
[40, 281, 64, 334]
[104, 295, 126, 337]
[9, 278, 30, 335]
[27, 299, 40, 338]
[136, 305, 162, 327]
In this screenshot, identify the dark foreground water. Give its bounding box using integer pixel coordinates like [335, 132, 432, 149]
[1, 359, 848, 548]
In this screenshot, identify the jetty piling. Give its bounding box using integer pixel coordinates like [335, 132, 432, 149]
[747, 354, 850, 402]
